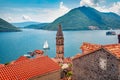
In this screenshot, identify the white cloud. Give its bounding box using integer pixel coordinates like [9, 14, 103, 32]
[22, 15, 32, 21]
[80, 0, 120, 15]
[27, 2, 70, 22]
[0, 2, 70, 23]
[80, 0, 104, 7]
[109, 2, 120, 15]
[60, 2, 69, 12]
[95, 2, 120, 15]
[7, 17, 13, 21]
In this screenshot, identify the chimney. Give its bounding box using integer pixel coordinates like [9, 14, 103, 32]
[118, 34, 120, 43]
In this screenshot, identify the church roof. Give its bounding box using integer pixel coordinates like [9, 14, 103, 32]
[0, 56, 60, 80]
[56, 24, 63, 36]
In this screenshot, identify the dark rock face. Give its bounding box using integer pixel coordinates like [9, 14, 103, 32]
[72, 49, 120, 80]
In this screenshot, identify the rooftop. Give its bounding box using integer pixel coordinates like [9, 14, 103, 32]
[80, 42, 101, 54]
[0, 56, 60, 80]
[104, 44, 120, 58]
[74, 42, 120, 59]
[14, 56, 29, 63]
[34, 50, 44, 54]
[0, 64, 4, 68]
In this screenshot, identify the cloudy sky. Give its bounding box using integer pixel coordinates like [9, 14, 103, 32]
[0, 0, 120, 23]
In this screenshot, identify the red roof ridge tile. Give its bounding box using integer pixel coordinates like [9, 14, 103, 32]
[103, 43, 120, 47]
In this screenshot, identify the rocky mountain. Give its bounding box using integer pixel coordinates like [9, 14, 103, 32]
[43, 6, 120, 30]
[0, 18, 21, 32]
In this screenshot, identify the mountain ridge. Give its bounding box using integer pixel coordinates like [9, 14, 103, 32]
[0, 18, 21, 32]
[24, 23, 49, 29]
[42, 6, 120, 30]
[12, 21, 41, 27]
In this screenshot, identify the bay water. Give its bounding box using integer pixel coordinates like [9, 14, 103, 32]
[0, 29, 119, 63]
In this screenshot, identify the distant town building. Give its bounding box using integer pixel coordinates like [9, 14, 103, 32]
[0, 56, 61, 80]
[56, 24, 64, 60]
[33, 50, 44, 57]
[73, 42, 120, 80]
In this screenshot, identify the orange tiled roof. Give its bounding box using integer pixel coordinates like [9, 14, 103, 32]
[80, 42, 101, 54]
[34, 50, 44, 54]
[104, 44, 120, 58]
[73, 53, 82, 59]
[63, 57, 72, 63]
[74, 42, 120, 60]
[0, 64, 4, 68]
[52, 58, 63, 63]
[14, 56, 29, 63]
[0, 56, 60, 80]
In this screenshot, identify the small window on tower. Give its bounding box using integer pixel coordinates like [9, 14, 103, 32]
[59, 41, 60, 44]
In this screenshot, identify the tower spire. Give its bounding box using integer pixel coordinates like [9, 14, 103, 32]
[56, 24, 64, 60]
[56, 24, 63, 36]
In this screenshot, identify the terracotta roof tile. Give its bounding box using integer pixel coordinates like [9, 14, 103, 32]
[14, 56, 29, 63]
[73, 53, 81, 59]
[63, 57, 72, 63]
[74, 42, 120, 60]
[0, 64, 4, 68]
[0, 56, 60, 80]
[34, 50, 44, 54]
[104, 44, 120, 58]
[80, 42, 101, 54]
[52, 58, 63, 63]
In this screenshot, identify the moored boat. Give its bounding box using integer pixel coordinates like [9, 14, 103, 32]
[106, 31, 116, 35]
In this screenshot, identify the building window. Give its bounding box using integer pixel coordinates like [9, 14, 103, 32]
[99, 58, 107, 70]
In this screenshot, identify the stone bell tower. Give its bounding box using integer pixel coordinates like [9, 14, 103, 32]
[56, 24, 64, 59]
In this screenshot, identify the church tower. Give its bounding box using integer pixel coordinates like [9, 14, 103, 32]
[56, 24, 64, 59]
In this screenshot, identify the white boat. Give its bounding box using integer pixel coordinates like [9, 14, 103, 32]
[43, 40, 49, 50]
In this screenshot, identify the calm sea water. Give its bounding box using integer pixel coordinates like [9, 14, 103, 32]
[0, 29, 119, 63]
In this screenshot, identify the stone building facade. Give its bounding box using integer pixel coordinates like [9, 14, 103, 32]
[72, 43, 120, 80]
